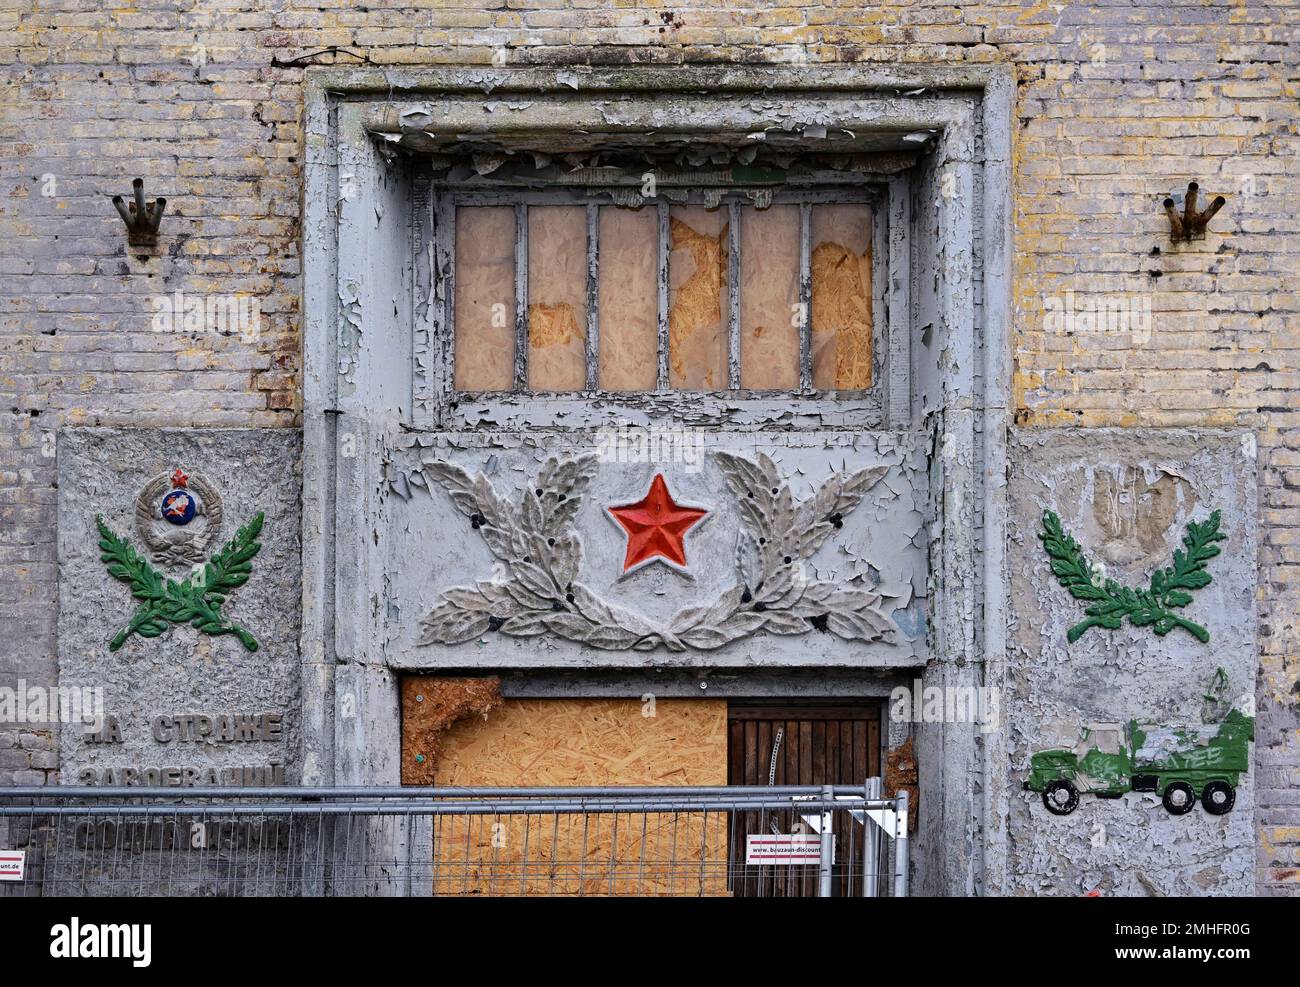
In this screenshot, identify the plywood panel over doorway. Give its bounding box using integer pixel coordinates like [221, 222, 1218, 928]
[400, 685, 729, 895]
[430, 696, 728, 785]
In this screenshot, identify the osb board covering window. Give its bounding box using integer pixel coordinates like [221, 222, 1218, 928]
[811, 203, 873, 390]
[740, 204, 799, 390]
[668, 206, 728, 391]
[597, 206, 658, 391]
[527, 205, 587, 391]
[454, 206, 515, 391]
[407, 695, 729, 896]
[450, 201, 873, 397]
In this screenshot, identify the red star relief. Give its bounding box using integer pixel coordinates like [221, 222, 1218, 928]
[170, 467, 189, 488]
[607, 474, 708, 573]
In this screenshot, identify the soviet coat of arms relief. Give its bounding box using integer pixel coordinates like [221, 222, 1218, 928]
[95, 467, 265, 653]
[384, 436, 928, 666]
[134, 467, 225, 566]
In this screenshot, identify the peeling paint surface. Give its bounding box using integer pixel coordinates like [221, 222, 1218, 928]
[1008, 428, 1258, 896]
[57, 429, 303, 788]
[300, 67, 1012, 898]
[381, 430, 929, 669]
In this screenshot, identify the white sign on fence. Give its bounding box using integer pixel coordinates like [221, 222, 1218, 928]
[0, 850, 25, 882]
[745, 834, 834, 865]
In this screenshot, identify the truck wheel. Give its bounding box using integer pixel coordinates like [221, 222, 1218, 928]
[1201, 781, 1235, 815]
[1161, 782, 1195, 815]
[1043, 780, 1079, 816]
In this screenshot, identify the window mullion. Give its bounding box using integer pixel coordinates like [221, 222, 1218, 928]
[727, 200, 740, 390]
[585, 203, 599, 392]
[887, 176, 912, 427]
[798, 201, 813, 391]
[656, 200, 669, 392]
[432, 190, 454, 425]
[514, 202, 528, 392]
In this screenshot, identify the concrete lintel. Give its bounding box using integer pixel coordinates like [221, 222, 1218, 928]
[481, 667, 915, 699]
[305, 63, 1015, 100]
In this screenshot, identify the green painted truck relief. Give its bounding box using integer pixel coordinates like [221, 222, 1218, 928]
[1025, 708, 1253, 816]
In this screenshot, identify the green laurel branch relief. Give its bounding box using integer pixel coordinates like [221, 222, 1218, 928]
[1039, 508, 1225, 644]
[96, 512, 264, 652]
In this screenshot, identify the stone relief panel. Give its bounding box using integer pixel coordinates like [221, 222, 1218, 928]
[57, 428, 301, 787]
[1008, 428, 1258, 896]
[382, 431, 930, 669]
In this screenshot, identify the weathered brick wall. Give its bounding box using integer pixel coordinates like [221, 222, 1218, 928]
[1, 0, 1295, 893]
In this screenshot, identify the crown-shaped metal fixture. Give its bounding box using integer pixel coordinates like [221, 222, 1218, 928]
[1163, 182, 1225, 242]
[111, 178, 167, 246]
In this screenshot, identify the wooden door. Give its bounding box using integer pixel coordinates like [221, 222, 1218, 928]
[727, 702, 881, 897]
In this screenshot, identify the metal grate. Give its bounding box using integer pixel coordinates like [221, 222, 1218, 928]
[0, 784, 908, 898]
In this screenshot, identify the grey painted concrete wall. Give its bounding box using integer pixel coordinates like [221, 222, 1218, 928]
[299, 66, 1013, 898]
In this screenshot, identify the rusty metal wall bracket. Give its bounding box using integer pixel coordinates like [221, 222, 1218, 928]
[1164, 181, 1225, 242]
[111, 178, 166, 246]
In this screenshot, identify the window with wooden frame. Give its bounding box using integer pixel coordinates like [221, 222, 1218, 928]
[420, 153, 907, 429]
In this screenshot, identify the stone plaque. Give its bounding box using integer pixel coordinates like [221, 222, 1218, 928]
[57, 428, 301, 785]
[1008, 428, 1258, 896]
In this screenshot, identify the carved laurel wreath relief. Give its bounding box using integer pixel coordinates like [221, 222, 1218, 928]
[409, 452, 898, 652]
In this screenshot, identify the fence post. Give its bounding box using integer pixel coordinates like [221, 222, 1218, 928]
[818, 784, 834, 897]
[863, 777, 881, 898]
[892, 789, 909, 898]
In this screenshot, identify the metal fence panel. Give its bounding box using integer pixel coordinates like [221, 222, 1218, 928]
[0, 785, 909, 898]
